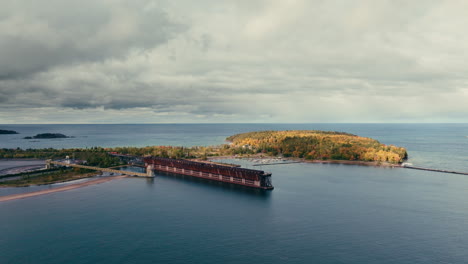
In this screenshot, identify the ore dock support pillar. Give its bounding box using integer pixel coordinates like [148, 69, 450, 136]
[146, 164, 155, 177]
[45, 159, 52, 169]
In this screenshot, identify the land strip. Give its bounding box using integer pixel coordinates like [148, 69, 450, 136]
[0, 175, 127, 202]
[210, 156, 401, 167]
[403, 166, 468, 175]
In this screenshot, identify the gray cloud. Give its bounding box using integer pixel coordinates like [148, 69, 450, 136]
[0, 0, 185, 79]
[1, 0, 467, 123]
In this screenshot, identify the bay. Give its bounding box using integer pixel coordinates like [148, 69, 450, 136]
[1, 123, 468, 264]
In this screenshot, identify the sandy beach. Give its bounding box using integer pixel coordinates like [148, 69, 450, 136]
[0, 175, 127, 202]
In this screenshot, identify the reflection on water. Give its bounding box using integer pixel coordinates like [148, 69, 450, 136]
[118, 166, 146, 173]
[155, 171, 273, 199]
[2, 124, 468, 264]
[119, 164, 273, 198]
[2, 161, 468, 263]
[145, 177, 154, 186]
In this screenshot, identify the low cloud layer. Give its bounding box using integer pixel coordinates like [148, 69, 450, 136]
[1, 0, 467, 123]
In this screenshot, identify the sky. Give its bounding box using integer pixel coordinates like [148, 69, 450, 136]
[0, 0, 467, 123]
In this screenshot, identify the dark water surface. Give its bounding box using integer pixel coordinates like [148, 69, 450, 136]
[1, 124, 468, 263]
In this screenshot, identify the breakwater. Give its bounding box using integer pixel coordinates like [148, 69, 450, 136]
[403, 166, 468, 175]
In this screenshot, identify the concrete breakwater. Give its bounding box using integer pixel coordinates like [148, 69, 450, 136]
[403, 166, 468, 175]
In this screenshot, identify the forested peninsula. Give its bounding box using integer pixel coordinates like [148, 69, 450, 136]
[226, 130, 407, 164]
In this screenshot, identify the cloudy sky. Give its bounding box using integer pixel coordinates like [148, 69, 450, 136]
[1, 0, 467, 123]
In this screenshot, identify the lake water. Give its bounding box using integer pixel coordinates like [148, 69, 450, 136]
[1, 124, 468, 263]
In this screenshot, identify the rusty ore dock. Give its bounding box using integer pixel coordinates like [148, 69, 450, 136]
[143, 157, 274, 190]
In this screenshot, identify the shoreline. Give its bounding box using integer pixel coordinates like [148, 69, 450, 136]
[209, 155, 402, 168]
[0, 171, 102, 187]
[301, 159, 401, 167]
[0, 164, 46, 177]
[0, 175, 127, 202]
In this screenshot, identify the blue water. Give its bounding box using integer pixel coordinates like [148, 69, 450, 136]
[1, 124, 468, 263]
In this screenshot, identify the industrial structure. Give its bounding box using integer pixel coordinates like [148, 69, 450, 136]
[143, 157, 274, 190]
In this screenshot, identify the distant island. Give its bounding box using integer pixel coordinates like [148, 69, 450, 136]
[24, 133, 70, 139]
[0, 129, 19, 134]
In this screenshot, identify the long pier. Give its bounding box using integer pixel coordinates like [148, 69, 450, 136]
[403, 165, 468, 175]
[48, 160, 151, 177]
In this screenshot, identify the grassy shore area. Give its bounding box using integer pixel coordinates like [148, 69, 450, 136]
[0, 175, 127, 202]
[0, 170, 101, 187]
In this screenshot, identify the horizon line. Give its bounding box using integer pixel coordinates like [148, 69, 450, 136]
[1, 122, 468, 125]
